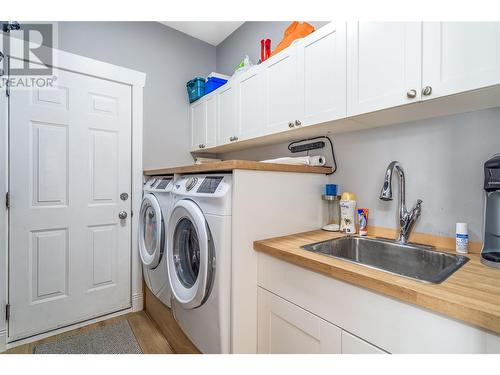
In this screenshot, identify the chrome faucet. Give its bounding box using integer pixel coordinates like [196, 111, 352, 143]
[379, 161, 423, 244]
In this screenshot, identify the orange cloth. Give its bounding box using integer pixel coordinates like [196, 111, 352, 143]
[270, 21, 316, 57]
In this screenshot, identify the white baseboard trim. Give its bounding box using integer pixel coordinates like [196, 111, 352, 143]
[132, 292, 143, 312]
[5, 307, 134, 350]
[0, 329, 6, 353]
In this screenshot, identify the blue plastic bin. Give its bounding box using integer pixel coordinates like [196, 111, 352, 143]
[205, 76, 228, 95]
[186, 77, 205, 103]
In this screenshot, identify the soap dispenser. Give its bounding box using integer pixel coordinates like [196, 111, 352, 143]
[481, 154, 500, 268]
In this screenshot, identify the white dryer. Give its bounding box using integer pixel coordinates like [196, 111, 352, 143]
[139, 175, 174, 307]
[167, 174, 232, 353]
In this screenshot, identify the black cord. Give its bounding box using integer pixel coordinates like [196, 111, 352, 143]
[287, 135, 337, 175]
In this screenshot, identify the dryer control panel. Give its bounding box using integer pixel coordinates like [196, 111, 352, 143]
[197, 176, 224, 194]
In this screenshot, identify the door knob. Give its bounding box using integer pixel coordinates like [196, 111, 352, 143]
[422, 86, 432, 96]
[118, 211, 128, 220]
[288, 122, 295, 128]
[120, 192, 129, 201]
[406, 89, 417, 99]
[295, 120, 302, 126]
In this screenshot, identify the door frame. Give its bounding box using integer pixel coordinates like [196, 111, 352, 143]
[0, 43, 146, 350]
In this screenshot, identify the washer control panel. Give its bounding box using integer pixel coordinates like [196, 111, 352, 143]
[197, 176, 224, 194]
[173, 174, 231, 197]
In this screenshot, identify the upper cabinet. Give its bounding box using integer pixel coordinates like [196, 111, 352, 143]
[216, 80, 238, 145]
[190, 22, 500, 153]
[422, 22, 500, 100]
[297, 21, 346, 127]
[262, 44, 300, 134]
[346, 22, 422, 116]
[237, 65, 266, 140]
[190, 94, 216, 150]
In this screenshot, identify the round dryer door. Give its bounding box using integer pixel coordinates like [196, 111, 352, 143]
[167, 199, 215, 309]
[139, 193, 165, 269]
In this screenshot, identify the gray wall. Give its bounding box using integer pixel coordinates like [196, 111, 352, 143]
[58, 22, 216, 169]
[220, 108, 500, 242]
[216, 21, 328, 76]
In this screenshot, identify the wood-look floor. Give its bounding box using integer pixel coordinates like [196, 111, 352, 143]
[3, 311, 174, 354]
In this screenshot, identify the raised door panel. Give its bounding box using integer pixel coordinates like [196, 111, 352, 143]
[257, 288, 341, 354]
[423, 22, 500, 100]
[237, 66, 265, 139]
[205, 94, 217, 147]
[216, 82, 237, 145]
[297, 22, 347, 126]
[342, 330, 387, 354]
[263, 46, 299, 134]
[190, 98, 206, 150]
[347, 22, 422, 116]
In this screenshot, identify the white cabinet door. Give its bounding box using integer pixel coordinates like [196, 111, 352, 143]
[422, 22, 500, 100]
[297, 22, 346, 127]
[342, 331, 386, 354]
[237, 66, 265, 140]
[216, 81, 238, 145]
[262, 46, 300, 134]
[190, 97, 206, 150]
[258, 288, 341, 354]
[347, 22, 422, 116]
[205, 94, 217, 147]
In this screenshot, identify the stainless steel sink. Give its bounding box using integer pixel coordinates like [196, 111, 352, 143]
[301, 236, 469, 284]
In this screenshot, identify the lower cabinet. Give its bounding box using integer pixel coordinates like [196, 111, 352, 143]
[341, 331, 386, 354]
[257, 287, 342, 353]
[258, 287, 386, 354]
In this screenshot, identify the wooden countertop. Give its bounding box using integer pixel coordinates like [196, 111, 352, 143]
[254, 230, 500, 334]
[144, 160, 332, 176]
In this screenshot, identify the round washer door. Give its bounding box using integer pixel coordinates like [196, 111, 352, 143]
[167, 199, 214, 310]
[139, 193, 164, 269]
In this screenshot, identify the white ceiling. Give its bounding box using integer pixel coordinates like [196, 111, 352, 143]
[160, 21, 244, 46]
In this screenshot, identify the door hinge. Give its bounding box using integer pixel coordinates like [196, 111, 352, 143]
[5, 79, 9, 97]
[5, 304, 10, 321]
[5, 192, 10, 209]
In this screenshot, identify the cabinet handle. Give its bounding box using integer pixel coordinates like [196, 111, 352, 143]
[288, 122, 295, 128]
[422, 86, 432, 96]
[406, 89, 417, 99]
[295, 120, 302, 126]
[198, 143, 206, 149]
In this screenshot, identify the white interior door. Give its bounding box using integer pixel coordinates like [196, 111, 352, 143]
[8, 67, 132, 341]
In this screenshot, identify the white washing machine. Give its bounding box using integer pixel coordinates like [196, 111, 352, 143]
[139, 175, 174, 307]
[167, 174, 232, 353]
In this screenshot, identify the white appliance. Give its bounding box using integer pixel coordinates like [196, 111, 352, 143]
[139, 175, 174, 307]
[167, 174, 232, 353]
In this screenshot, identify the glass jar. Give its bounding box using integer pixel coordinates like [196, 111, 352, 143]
[322, 194, 341, 231]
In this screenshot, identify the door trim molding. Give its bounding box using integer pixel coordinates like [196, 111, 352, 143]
[0, 44, 145, 348]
